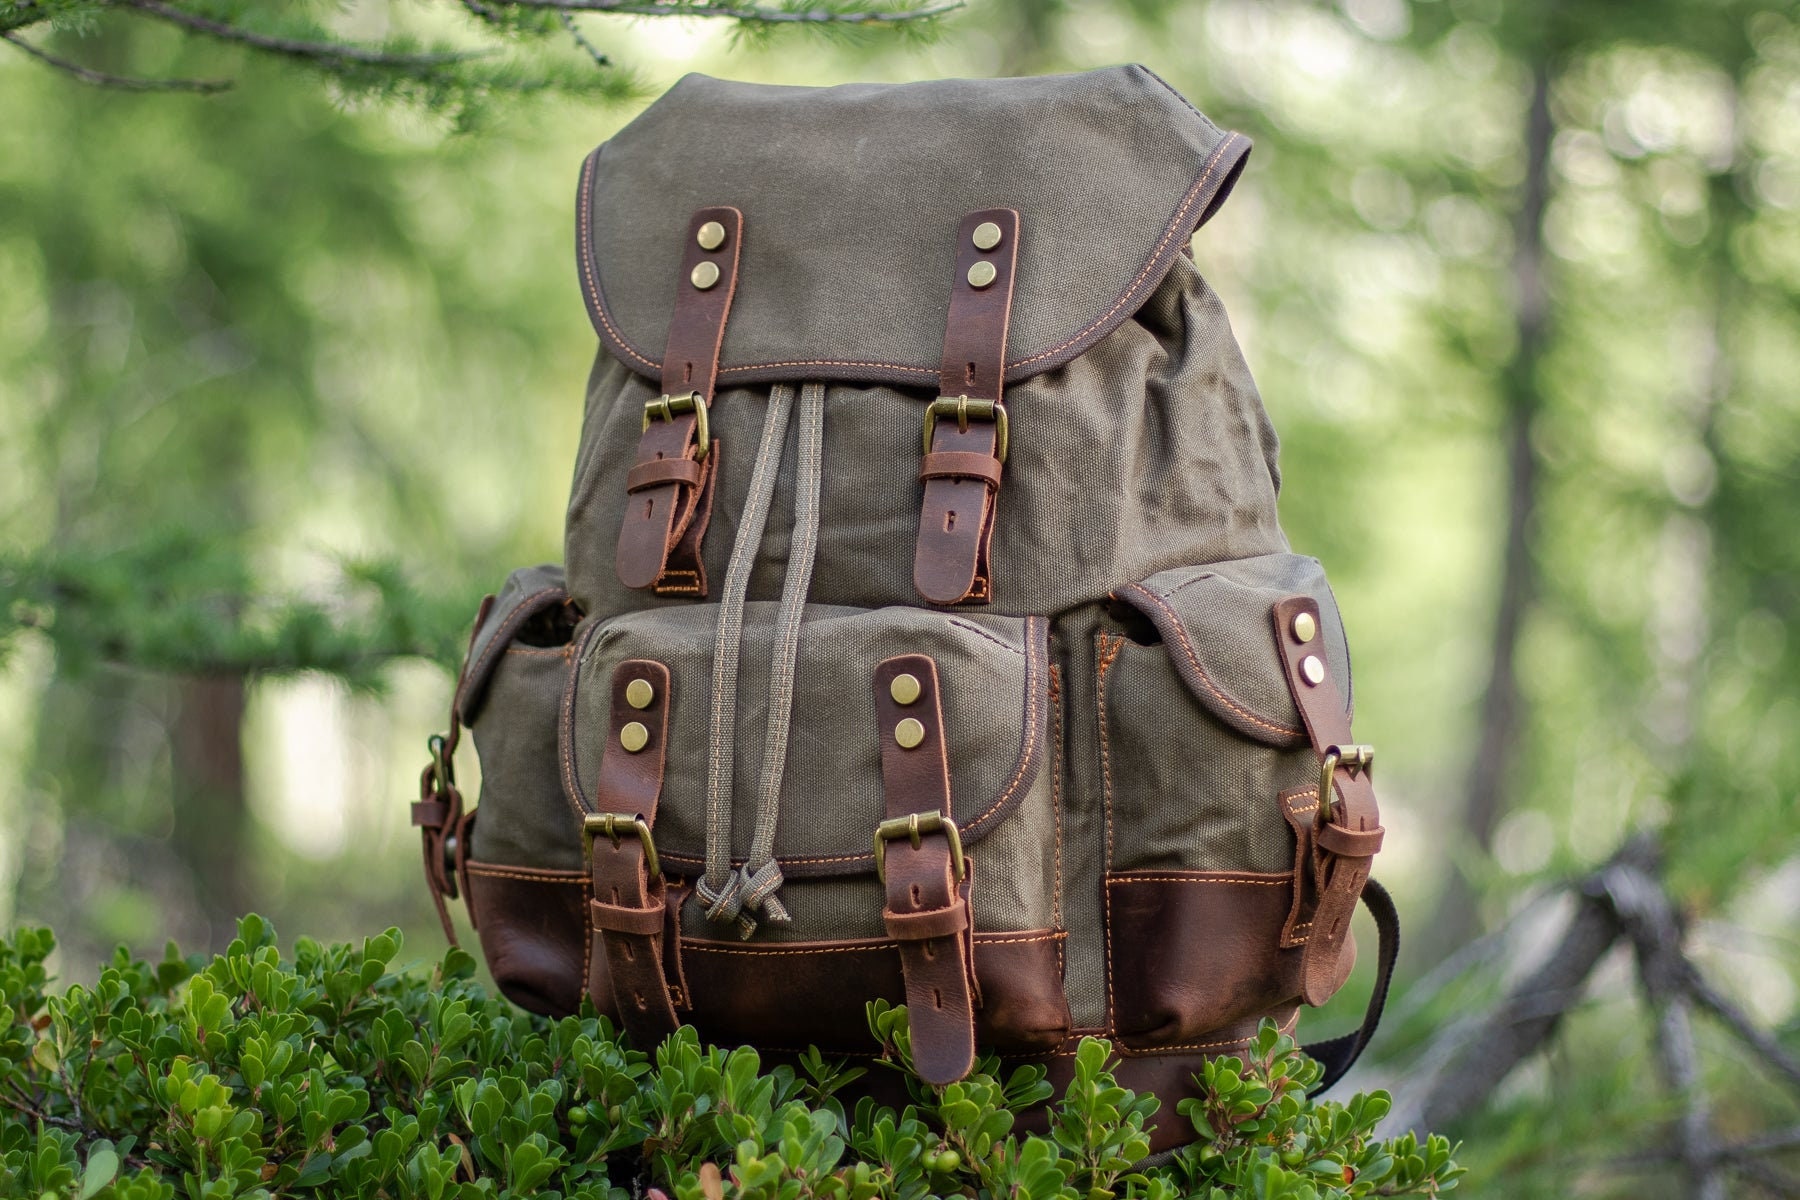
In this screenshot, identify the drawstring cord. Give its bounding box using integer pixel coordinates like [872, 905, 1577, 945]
[695, 382, 826, 937]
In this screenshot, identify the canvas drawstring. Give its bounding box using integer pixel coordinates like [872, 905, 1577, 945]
[696, 382, 827, 937]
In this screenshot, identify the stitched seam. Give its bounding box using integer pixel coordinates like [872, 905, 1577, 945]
[561, 620, 605, 822]
[1097, 632, 1118, 1030]
[576, 137, 1245, 387]
[1049, 663, 1063, 931]
[1122, 585, 1300, 740]
[463, 585, 567, 709]
[944, 618, 1028, 656]
[972, 932, 1065, 946]
[465, 865, 586, 882]
[1109, 876, 1291, 886]
[962, 615, 1045, 833]
[578, 152, 659, 372]
[1141, 1012, 1300, 1055]
[1008, 134, 1243, 370]
[504, 647, 572, 658]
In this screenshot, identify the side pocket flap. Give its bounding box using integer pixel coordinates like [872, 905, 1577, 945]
[1113, 553, 1351, 748]
[456, 564, 578, 724]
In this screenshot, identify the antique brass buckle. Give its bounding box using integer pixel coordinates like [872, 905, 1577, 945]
[583, 811, 660, 877]
[642, 391, 709, 460]
[873, 811, 966, 884]
[922, 395, 1009, 464]
[1317, 744, 1375, 831]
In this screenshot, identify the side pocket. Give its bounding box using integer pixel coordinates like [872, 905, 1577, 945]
[1098, 553, 1357, 1045]
[455, 565, 586, 1013]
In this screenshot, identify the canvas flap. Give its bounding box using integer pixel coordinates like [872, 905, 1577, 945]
[577, 65, 1250, 389]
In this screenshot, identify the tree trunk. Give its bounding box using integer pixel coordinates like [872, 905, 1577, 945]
[169, 672, 252, 946]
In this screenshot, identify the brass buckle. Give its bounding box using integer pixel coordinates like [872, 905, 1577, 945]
[873, 811, 966, 884]
[642, 391, 709, 460]
[1316, 744, 1374, 831]
[583, 812, 660, 877]
[922, 395, 1009, 465]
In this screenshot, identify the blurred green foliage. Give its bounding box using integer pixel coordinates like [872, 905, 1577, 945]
[0, 917, 1461, 1199]
[1, 0, 1798, 1195]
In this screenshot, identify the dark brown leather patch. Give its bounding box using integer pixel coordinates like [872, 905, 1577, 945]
[1105, 871, 1318, 1050]
[465, 862, 590, 1017]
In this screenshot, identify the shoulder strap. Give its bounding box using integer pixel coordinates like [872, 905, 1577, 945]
[1304, 877, 1399, 1093]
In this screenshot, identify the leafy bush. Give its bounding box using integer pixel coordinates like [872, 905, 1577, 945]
[0, 918, 1462, 1199]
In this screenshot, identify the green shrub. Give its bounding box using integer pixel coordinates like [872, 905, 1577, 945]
[0, 918, 1462, 1199]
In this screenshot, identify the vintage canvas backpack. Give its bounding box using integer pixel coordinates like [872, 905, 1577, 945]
[411, 65, 1395, 1151]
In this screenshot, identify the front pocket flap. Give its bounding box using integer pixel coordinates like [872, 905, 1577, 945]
[1113, 554, 1351, 747]
[566, 606, 1048, 878]
[456, 564, 578, 724]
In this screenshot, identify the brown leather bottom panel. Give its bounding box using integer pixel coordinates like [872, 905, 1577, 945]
[1105, 870, 1343, 1051]
[465, 862, 589, 1017]
[462, 861, 1069, 1050]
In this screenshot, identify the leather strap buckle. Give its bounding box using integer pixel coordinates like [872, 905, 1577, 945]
[583, 811, 660, 878]
[873, 811, 966, 884]
[922, 395, 1009, 464]
[1317, 744, 1374, 831]
[642, 391, 709, 459]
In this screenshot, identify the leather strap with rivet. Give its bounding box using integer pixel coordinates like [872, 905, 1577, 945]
[1270, 597, 1385, 1006]
[872, 654, 978, 1085]
[584, 659, 683, 1046]
[914, 209, 1019, 607]
[615, 207, 743, 597]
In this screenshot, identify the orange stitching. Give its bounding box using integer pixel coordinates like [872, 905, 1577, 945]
[577, 152, 660, 372]
[1008, 134, 1244, 370]
[1097, 633, 1118, 1029]
[1049, 663, 1063, 931]
[972, 932, 1066, 946]
[1120, 584, 1300, 740]
[465, 865, 586, 882]
[462, 585, 566, 708]
[1108, 876, 1291, 886]
[960, 615, 1046, 832]
[504, 646, 572, 658]
[1134, 1012, 1300, 1055]
[684, 942, 888, 957]
[575, 136, 1245, 387]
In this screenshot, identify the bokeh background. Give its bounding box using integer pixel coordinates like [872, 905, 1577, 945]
[2, 0, 1798, 1193]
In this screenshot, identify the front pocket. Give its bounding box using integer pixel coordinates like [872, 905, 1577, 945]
[457, 565, 586, 1011]
[1098, 553, 1357, 1040]
[563, 602, 1070, 1050]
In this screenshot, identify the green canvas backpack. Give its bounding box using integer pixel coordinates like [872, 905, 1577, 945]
[412, 64, 1395, 1151]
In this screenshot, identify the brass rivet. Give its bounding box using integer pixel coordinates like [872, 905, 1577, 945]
[967, 260, 997, 289]
[626, 679, 655, 710]
[971, 221, 1003, 251]
[696, 220, 727, 251]
[691, 260, 721, 290]
[620, 721, 650, 753]
[890, 672, 922, 706]
[1300, 656, 1326, 686]
[1292, 612, 1318, 644]
[895, 717, 926, 749]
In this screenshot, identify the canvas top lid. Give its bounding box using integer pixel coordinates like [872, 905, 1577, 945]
[576, 64, 1250, 390]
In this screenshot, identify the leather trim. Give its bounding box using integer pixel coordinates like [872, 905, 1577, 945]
[1271, 595, 1382, 1007]
[455, 583, 571, 725]
[465, 862, 589, 1017]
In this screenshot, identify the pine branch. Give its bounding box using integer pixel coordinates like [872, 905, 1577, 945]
[492, 0, 961, 23]
[557, 11, 607, 66]
[120, 0, 491, 68]
[1, 26, 230, 88]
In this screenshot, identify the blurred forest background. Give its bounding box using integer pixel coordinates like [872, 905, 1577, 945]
[2, 0, 1798, 1195]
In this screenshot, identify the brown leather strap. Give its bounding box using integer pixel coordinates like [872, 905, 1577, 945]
[615, 206, 743, 597]
[585, 659, 682, 1046]
[914, 209, 1019, 607]
[1271, 596, 1384, 1006]
[413, 593, 497, 946]
[920, 450, 1004, 489]
[626, 457, 705, 493]
[872, 654, 977, 1084]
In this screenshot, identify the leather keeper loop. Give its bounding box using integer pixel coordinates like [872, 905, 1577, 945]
[920, 450, 1003, 488]
[883, 900, 970, 941]
[627, 456, 704, 493]
[411, 799, 448, 828]
[589, 897, 668, 937]
[1318, 823, 1385, 858]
